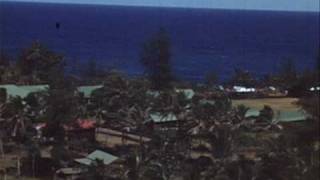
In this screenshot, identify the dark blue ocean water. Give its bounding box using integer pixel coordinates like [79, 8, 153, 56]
[0, 2, 319, 82]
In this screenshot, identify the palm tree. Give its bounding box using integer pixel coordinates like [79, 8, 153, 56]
[234, 105, 250, 122]
[17, 41, 64, 84]
[124, 147, 176, 180]
[85, 159, 106, 180]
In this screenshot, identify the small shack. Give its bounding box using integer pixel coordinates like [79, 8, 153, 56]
[148, 112, 179, 131]
[74, 150, 118, 166]
[54, 168, 84, 180]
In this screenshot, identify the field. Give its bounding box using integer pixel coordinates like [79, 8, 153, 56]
[232, 98, 300, 111]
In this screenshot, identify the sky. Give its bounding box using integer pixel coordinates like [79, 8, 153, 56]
[1, 0, 320, 12]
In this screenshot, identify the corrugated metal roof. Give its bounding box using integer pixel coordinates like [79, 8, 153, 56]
[77, 85, 103, 98]
[0, 84, 48, 100]
[146, 90, 160, 97]
[146, 89, 195, 100]
[245, 109, 260, 117]
[74, 158, 92, 166]
[56, 168, 83, 175]
[200, 99, 216, 105]
[75, 150, 118, 166]
[88, 150, 118, 164]
[175, 89, 195, 100]
[19, 85, 49, 92]
[276, 111, 308, 122]
[150, 112, 177, 123]
[245, 108, 308, 122]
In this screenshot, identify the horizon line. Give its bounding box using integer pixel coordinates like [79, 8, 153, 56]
[1, 0, 319, 13]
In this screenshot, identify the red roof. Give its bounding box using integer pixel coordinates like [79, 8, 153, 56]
[76, 119, 96, 129]
[35, 119, 96, 131]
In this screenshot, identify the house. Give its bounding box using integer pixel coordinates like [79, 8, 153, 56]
[54, 168, 85, 180]
[244, 108, 308, 123]
[77, 85, 103, 98]
[0, 84, 48, 101]
[34, 119, 97, 147]
[64, 119, 96, 131]
[146, 89, 195, 100]
[0, 84, 105, 101]
[233, 86, 256, 93]
[148, 112, 179, 130]
[95, 127, 151, 148]
[227, 86, 259, 98]
[146, 112, 195, 139]
[276, 111, 308, 123]
[74, 150, 118, 166]
[175, 89, 195, 100]
[199, 99, 216, 106]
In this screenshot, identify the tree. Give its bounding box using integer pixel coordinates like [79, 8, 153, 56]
[259, 105, 274, 122]
[298, 96, 319, 121]
[0, 88, 7, 104]
[234, 104, 250, 121]
[85, 159, 106, 180]
[230, 68, 256, 87]
[0, 53, 9, 67]
[82, 59, 103, 84]
[0, 53, 10, 83]
[278, 58, 298, 90]
[141, 28, 173, 90]
[205, 71, 218, 88]
[50, 143, 70, 169]
[17, 41, 64, 84]
[42, 87, 79, 142]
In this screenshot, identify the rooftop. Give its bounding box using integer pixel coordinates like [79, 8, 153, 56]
[75, 150, 118, 166]
[77, 85, 103, 98]
[149, 112, 177, 123]
[0, 84, 49, 100]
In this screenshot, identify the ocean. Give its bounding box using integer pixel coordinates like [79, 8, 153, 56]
[0, 2, 319, 82]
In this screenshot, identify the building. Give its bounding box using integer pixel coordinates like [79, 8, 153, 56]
[54, 168, 84, 180]
[148, 112, 179, 131]
[0, 84, 49, 101]
[175, 89, 195, 100]
[244, 108, 308, 123]
[146, 89, 195, 100]
[95, 127, 151, 148]
[74, 150, 119, 166]
[77, 85, 103, 98]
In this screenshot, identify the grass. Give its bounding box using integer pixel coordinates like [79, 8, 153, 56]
[232, 98, 300, 111]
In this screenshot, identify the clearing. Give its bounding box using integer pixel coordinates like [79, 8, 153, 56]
[232, 98, 300, 111]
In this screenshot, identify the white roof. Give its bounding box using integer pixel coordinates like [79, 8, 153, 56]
[233, 86, 256, 93]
